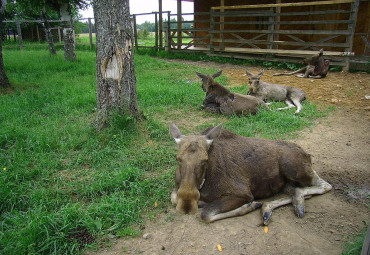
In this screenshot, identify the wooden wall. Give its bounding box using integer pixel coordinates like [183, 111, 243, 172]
[192, 0, 368, 55]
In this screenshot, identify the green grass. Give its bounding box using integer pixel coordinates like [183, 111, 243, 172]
[0, 47, 330, 254]
[342, 221, 368, 255]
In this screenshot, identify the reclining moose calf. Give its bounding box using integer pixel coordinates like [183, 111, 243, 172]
[196, 71, 267, 116]
[170, 123, 332, 225]
[273, 49, 330, 79]
[246, 69, 306, 114]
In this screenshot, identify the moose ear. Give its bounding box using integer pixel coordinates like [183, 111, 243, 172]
[319, 48, 324, 56]
[257, 70, 264, 78]
[212, 70, 222, 78]
[196, 72, 206, 79]
[205, 123, 223, 144]
[246, 69, 252, 77]
[170, 123, 183, 144]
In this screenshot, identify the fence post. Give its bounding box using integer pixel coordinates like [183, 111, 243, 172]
[133, 14, 138, 50]
[16, 20, 23, 50]
[220, 0, 225, 50]
[177, 0, 182, 49]
[167, 12, 171, 51]
[164, 22, 169, 51]
[159, 0, 163, 48]
[58, 26, 62, 43]
[344, 0, 360, 71]
[155, 12, 158, 50]
[267, 8, 274, 50]
[36, 24, 40, 41]
[210, 9, 215, 53]
[88, 18, 93, 49]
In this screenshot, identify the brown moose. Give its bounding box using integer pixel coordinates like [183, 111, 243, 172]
[246, 69, 306, 114]
[170, 123, 332, 224]
[196, 71, 267, 116]
[273, 49, 330, 79]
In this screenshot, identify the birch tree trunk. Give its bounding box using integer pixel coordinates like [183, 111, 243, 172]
[60, 4, 76, 61]
[0, 0, 10, 88]
[93, 0, 141, 130]
[62, 21, 76, 61]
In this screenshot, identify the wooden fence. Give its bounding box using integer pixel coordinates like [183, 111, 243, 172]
[163, 0, 368, 71]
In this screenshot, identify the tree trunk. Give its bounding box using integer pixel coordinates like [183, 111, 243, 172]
[93, 0, 141, 130]
[60, 4, 76, 61]
[42, 9, 57, 55]
[62, 21, 76, 61]
[0, 0, 10, 88]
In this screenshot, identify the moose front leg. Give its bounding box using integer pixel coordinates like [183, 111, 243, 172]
[201, 196, 262, 223]
[202, 93, 220, 113]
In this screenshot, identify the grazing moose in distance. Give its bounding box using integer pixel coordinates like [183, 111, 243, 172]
[196, 71, 267, 116]
[246, 69, 306, 114]
[273, 49, 330, 79]
[170, 123, 332, 224]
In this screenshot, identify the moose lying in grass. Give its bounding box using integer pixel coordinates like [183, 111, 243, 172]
[170, 123, 332, 225]
[273, 49, 330, 79]
[196, 71, 267, 116]
[246, 69, 306, 114]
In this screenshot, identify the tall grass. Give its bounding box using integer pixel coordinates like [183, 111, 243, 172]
[1, 48, 328, 254]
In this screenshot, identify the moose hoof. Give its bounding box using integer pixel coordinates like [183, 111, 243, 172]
[294, 205, 305, 218]
[263, 211, 272, 225]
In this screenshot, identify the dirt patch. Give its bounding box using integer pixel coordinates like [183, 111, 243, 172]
[88, 61, 370, 255]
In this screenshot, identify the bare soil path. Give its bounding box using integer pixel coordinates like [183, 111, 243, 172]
[90, 61, 370, 255]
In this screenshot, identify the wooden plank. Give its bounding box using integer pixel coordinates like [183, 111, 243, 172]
[220, 0, 225, 50]
[212, 38, 349, 48]
[159, 0, 163, 48]
[212, 47, 354, 56]
[177, 0, 182, 49]
[155, 13, 158, 50]
[169, 28, 210, 32]
[212, 0, 355, 10]
[214, 20, 352, 26]
[344, 0, 360, 71]
[212, 29, 351, 36]
[207, 52, 347, 66]
[210, 9, 215, 53]
[212, 9, 351, 17]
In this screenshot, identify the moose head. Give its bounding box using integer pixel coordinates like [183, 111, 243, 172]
[196, 70, 222, 92]
[246, 69, 264, 95]
[170, 123, 223, 214]
[303, 48, 324, 65]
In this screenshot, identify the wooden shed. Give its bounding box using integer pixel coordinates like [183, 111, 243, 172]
[162, 0, 369, 70]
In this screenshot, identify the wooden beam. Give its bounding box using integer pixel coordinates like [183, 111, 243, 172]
[177, 0, 182, 49]
[220, 0, 225, 50]
[344, 0, 360, 71]
[212, 0, 355, 10]
[159, 0, 163, 48]
[213, 47, 354, 56]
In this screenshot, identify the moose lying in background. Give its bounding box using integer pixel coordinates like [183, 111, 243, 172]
[246, 69, 306, 114]
[170, 123, 332, 224]
[273, 49, 330, 79]
[196, 71, 267, 116]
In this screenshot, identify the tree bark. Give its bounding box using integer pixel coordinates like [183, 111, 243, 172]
[93, 0, 141, 130]
[62, 21, 76, 61]
[41, 8, 57, 55]
[0, 0, 10, 88]
[60, 4, 76, 61]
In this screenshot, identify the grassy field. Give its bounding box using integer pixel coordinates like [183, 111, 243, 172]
[0, 47, 330, 254]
